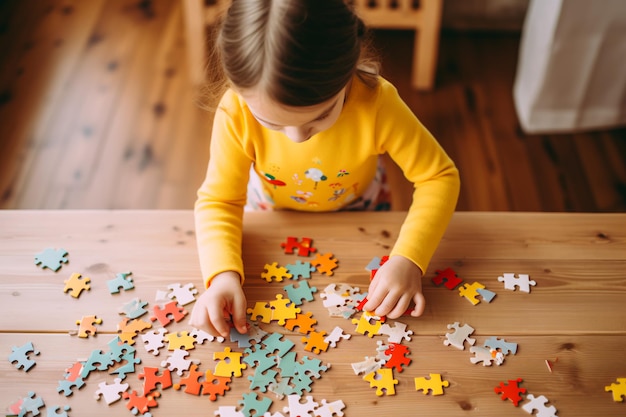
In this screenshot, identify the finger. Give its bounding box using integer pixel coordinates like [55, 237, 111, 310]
[374, 291, 401, 318]
[208, 302, 231, 338]
[363, 282, 386, 312]
[232, 296, 249, 334]
[386, 294, 412, 319]
[411, 292, 427, 317]
[189, 306, 222, 337]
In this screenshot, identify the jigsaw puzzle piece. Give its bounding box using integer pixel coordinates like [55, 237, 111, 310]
[521, 394, 558, 417]
[63, 273, 91, 298]
[9, 341, 40, 372]
[605, 378, 626, 402]
[494, 378, 526, 406]
[498, 273, 536, 293]
[363, 368, 398, 396]
[107, 271, 134, 294]
[432, 267, 463, 289]
[34, 248, 68, 272]
[443, 322, 475, 350]
[94, 378, 129, 404]
[414, 373, 449, 395]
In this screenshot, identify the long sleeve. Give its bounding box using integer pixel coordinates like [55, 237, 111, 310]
[194, 93, 254, 287]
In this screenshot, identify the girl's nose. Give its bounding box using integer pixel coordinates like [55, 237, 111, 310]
[283, 126, 312, 143]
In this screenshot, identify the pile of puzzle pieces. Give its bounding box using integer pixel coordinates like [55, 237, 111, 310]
[10, 242, 349, 417]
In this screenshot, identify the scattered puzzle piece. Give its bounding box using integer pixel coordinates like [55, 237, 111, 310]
[469, 346, 502, 366]
[443, 322, 476, 350]
[476, 287, 497, 303]
[261, 262, 293, 282]
[119, 297, 149, 319]
[458, 281, 486, 305]
[122, 390, 160, 415]
[284, 312, 318, 334]
[364, 368, 398, 396]
[63, 273, 91, 298]
[117, 317, 152, 345]
[521, 394, 558, 417]
[166, 283, 198, 305]
[107, 271, 134, 294]
[139, 367, 173, 394]
[484, 336, 518, 355]
[44, 405, 71, 417]
[311, 252, 339, 276]
[75, 315, 102, 338]
[605, 377, 626, 402]
[35, 248, 68, 272]
[324, 326, 351, 348]
[150, 301, 188, 327]
[281, 236, 317, 256]
[238, 392, 272, 417]
[379, 322, 413, 344]
[9, 341, 40, 372]
[18, 391, 45, 417]
[173, 364, 203, 395]
[94, 378, 129, 404]
[432, 267, 463, 289]
[165, 331, 196, 351]
[161, 349, 198, 376]
[383, 343, 411, 372]
[269, 294, 301, 325]
[302, 330, 329, 354]
[414, 373, 449, 395]
[202, 369, 232, 400]
[494, 378, 526, 406]
[286, 260, 317, 279]
[214, 347, 247, 377]
[352, 311, 385, 338]
[283, 280, 317, 305]
[498, 273, 536, 293]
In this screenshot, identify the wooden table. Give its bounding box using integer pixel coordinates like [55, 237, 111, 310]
[1, 211, 625, 416]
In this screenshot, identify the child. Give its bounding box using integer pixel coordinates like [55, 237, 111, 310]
[189, 0, 460, 338]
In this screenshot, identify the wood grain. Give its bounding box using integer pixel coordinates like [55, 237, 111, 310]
[1, 210, 625, 416]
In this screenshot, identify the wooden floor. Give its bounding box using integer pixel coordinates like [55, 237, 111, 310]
[1, 0, 625, 211]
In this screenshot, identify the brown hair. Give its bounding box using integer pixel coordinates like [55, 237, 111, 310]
[203, 0, 379, 109]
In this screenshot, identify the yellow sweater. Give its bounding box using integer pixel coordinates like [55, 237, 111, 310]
[195, 76, 460, 287]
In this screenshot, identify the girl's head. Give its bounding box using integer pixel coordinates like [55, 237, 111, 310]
[217, 0, 377, 107]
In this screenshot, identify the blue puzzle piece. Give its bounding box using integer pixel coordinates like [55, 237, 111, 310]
[9, 342, 39, 372]
[285, 260, 317, 279]
[34, 248, 68, 272]
[248, 368, 278, 392]
[107, 272, 134, 294]
[283, 281, 318, 305]
[476, 287, 497, 303]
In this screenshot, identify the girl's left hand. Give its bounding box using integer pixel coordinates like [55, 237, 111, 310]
[362, 255, 426, 319]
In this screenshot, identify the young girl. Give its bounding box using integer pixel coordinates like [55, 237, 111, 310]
[189, 0, 460, 338]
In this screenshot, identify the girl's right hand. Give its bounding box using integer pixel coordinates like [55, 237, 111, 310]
[188, 271, 248, 338]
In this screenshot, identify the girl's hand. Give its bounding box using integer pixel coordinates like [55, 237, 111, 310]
[189, 271, 248, 338]
[362, 255, 426, 319]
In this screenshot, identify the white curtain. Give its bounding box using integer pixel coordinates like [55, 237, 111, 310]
[513, 0, 626, 133]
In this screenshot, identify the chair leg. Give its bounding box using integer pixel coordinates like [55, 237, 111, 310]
[182, 0, 207, 85]
[411, 0, 444, 90]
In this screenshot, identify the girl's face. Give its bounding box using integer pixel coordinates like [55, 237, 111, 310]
[240, 86, 347, 143]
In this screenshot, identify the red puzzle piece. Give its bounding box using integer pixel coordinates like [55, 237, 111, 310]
[281, 237, 317, 257]
[432, 267, 463, 290]
[494, 378, 527, 406]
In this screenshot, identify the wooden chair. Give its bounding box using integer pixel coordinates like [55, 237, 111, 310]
[182, 0, 444, 90]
